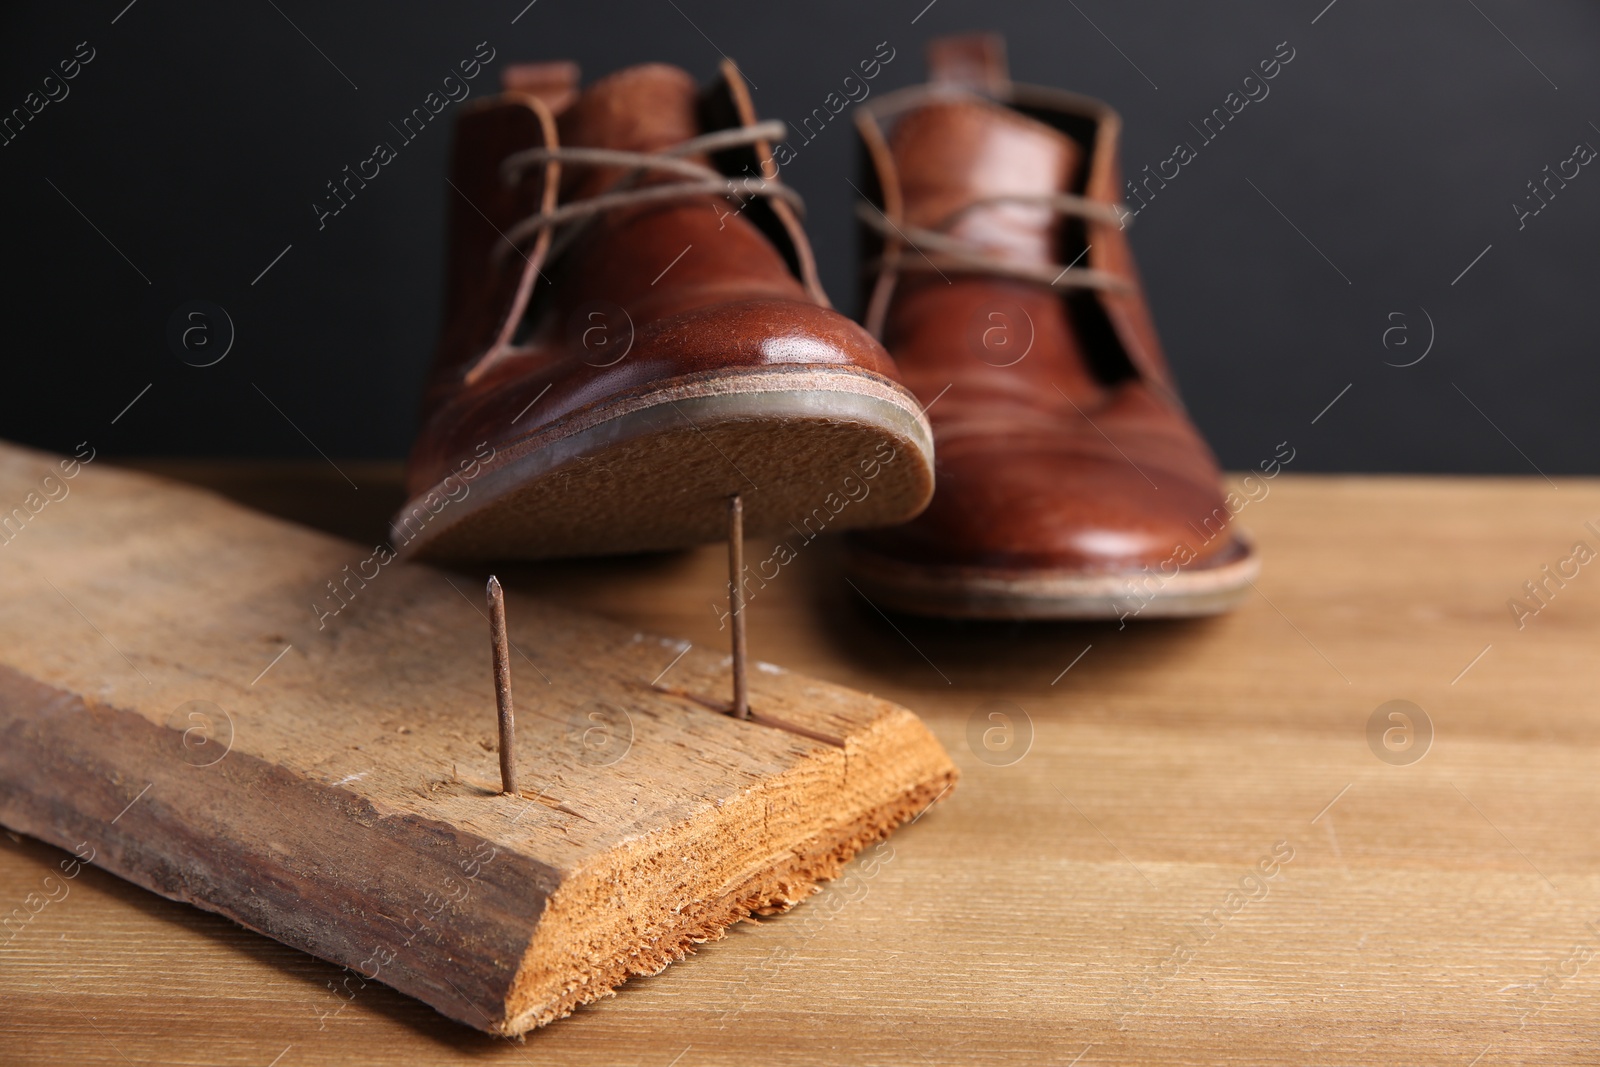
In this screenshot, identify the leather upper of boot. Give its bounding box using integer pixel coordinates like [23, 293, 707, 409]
[852, 47, 1241, 575]
[408, 61, 901, 499]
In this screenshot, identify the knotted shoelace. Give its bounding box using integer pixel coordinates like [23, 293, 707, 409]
[496, 119, 802, 266]
[858, 193, 1133, 294]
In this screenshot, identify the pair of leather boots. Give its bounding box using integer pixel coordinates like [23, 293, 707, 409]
[398, 33, 1257, 621]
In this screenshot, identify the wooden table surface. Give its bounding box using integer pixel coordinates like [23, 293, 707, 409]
[4, 463, 1598, 1065]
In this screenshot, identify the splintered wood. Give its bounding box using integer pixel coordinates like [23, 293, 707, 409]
[0, 442, 955, 1035]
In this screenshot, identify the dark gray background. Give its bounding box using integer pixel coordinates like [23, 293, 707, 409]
[3, 0, 1596, 473]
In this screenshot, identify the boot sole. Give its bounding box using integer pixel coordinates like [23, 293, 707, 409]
[395, 367, 935, 561]
[843, 536, 1260, 621]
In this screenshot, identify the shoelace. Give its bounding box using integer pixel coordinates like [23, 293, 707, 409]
[496, 119, 803, 265]
[858, 193, 1134, 293]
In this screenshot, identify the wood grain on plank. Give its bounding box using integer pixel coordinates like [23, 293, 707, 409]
[3, 463, 1599, 1065]
[0, 442, 956, 1035]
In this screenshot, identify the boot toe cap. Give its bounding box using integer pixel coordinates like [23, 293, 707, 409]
[861, 435, 1237, 575]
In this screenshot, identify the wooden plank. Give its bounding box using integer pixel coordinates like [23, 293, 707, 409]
[0, 442, 956, 1035]
[4, 463, 1600, 1065]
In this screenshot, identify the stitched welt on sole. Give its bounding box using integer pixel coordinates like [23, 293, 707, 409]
[844, 538, 1261, 620]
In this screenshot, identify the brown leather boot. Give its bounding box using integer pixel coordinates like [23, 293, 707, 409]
[845, 34, 1258, 620]
[395, 60, 934, 561]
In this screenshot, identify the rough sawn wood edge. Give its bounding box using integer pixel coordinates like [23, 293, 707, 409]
[0, 445, 960, 1035]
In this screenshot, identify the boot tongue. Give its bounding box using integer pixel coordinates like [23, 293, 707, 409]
[888, 96, 1082, 266]
[556, 63, 705, 201]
